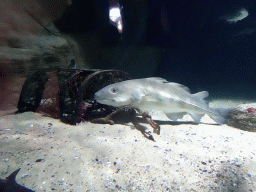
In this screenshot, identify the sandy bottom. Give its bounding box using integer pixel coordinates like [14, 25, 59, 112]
[1, 99, 256, 191]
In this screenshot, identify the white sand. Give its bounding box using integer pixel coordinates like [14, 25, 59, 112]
[1, 100, 256, 191]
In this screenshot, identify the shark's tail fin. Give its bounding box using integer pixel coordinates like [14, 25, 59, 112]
[209, 107, 232, 124]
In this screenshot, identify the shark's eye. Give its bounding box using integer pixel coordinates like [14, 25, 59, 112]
[110, 87, 118, 93]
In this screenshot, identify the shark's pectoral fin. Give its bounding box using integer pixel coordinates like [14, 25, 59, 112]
[164, 112, 186, 121]
[189, 113, 204, 123]
[130, 92, 144, 103]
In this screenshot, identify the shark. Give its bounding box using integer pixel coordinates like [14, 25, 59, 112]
[94, 77, 227, 124]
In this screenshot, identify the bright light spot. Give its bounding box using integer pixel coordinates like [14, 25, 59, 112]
[109, 8, 120, 22]
[117, 20, 122, 31]
[109, 7, 122, 33]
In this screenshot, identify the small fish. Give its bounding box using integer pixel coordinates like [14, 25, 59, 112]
[94, 77, 226, 124]
[0, 168, 34, 192]
[220, 8, 249, 23]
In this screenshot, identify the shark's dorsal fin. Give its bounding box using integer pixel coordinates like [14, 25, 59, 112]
[145, 77, 169, 83]
[145, 77, 191, 92]
[193, 91, 209, 99]
[6, 168, 20, 183]
[167, 83, 190, 92]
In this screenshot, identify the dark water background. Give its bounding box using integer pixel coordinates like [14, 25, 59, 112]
[140, 0, 254, 98]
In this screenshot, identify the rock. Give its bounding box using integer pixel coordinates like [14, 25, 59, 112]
[228, 103, 256, 131]
[0, 0, 87, 115]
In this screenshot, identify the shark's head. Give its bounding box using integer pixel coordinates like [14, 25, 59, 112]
[94, 80, 143, 107]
